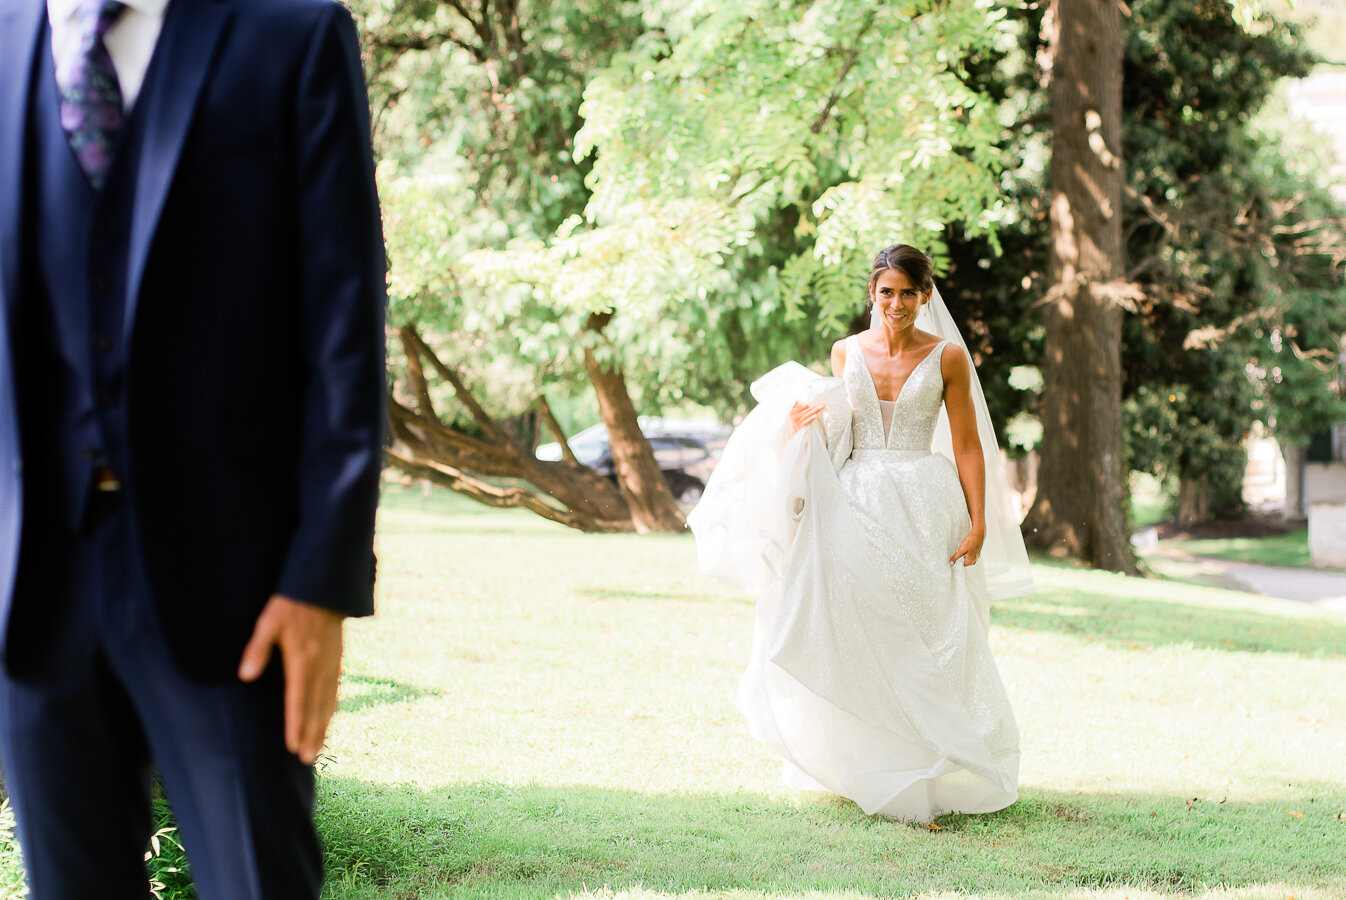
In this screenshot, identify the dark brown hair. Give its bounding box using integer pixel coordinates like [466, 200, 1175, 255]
[868, 244, 934, 295]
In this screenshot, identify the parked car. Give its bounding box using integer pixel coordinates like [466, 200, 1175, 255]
[536, 417, 730, 504]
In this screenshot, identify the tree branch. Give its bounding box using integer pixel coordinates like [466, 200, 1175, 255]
[809, 10, 876, 134]
[384, 449, 634, 532]
[535, 395, 579, 464]
[399, 325, 511, 446]
[387, 400, 523, 476]
[400, 330, 439, 419]
[1005, 110, 1050, 134]
[365, 28, 485, 62]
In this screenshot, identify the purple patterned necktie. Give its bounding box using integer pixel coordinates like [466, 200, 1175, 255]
[58, 0, 128, 191]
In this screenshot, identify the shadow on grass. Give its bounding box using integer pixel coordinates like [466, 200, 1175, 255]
[995, 577, 1346, 661]
[578, 587, 748, 605]
[376, 521, 559, 537]
[338, 674, 439, 714]
[316, 778, 1346, 899]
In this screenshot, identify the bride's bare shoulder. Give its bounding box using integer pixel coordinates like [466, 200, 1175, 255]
[939, 340, 970, 383]
[830, 337, 850, 376]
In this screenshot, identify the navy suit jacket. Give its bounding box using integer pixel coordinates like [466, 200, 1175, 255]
[0, 0, 386, 680]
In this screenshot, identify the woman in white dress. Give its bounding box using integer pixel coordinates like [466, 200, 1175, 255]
[689, 244, 1033, 823]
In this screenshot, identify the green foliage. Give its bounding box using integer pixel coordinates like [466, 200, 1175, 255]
[1124, 383, 1251, 514]
[943, 0, 1346, 514]
[1115, 0, 1345, 501]
[363, 0, 1346, 497]
[146, 798, 192, 900]
[0, 802, 26, 900]
[1240, 121, 1346, 444]
[369, 0, 1017, 422]
[0, 797, 192, 900]
[358, 0, 651, 429]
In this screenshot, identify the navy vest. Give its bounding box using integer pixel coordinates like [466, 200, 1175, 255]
[21, 29, 159, 532]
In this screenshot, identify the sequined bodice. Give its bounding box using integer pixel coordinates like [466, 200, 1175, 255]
[844, 335, 948, 452]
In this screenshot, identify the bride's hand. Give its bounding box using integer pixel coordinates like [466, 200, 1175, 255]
[950, 526, 987, 567]
[789, 401, 824, 433]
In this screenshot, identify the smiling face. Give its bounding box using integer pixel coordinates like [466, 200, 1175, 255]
[869, 268, 929, 332]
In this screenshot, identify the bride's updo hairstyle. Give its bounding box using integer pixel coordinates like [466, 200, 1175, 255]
[868, 244, 934, 296]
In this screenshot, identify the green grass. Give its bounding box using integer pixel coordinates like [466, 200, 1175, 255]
[3, 484, 1344, 900]
[1128, 473, 1171, 529]
[314, 485, 1346, 899]
[1171, 528, 1331, 571]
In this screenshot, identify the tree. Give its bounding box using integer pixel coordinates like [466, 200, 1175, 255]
[957, 0, 1342, 542]
[358, 0, 687, 532]
[1020, 0, 1136, 571]
[1114, 0, 1326, 524]
[374, 0, 1015, 530]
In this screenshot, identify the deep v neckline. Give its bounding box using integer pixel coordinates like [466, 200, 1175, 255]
[854, 337, 945, 449]
[857, 338, 945, 405]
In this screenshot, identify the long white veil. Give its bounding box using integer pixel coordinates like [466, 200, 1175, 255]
[874, 287, 1035, 599]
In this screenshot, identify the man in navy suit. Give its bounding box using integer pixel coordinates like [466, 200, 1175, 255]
[0, 0, 385, 894]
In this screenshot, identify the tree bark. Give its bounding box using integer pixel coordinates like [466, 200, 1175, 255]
[1176, 478, 1211, 527]
[584, 314, 687, 534]
[385, 324, 636, 532]
[1022, 0, 1138, 573]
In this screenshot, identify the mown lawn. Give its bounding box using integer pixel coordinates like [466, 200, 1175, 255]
[1169, 527, 1334, 572]
[314, 486, 1346, 900]
[2, 486, 1341, 899]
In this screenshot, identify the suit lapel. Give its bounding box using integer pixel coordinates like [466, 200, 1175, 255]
[124, 0, 233, 338]
[0, 0, 47, 337]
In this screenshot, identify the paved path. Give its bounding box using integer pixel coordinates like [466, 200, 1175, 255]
[1142, 546, 1346, 612]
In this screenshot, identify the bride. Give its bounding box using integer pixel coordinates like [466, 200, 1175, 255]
[689, 244, 1033, 823]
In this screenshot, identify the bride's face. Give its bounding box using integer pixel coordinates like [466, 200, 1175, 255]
[870, 268, 928, 330]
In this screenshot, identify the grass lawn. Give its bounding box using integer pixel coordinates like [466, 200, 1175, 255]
[1, 485, 1341, 899]
[1168, 527, 1337, 572]
[1128, 473, 1172, 530]
[312, 485, 1346, 899]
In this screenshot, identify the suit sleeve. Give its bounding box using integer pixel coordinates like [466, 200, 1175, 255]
[273, 3, 386, 616]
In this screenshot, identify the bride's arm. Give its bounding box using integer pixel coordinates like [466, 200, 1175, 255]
[788, 340, 850, 434]
[943, 345, 987, 566]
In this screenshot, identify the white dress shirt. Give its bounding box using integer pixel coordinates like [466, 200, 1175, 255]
[47, 0, 172, 111]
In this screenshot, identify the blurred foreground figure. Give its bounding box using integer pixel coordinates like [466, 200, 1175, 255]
[0, 0, 385, 895]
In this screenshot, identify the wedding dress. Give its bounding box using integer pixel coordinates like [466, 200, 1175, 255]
[689, 330, 1024, 822]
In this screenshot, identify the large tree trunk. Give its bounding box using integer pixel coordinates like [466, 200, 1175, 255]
[1022, 0, 1138, 573]
[584, 313, 686, 534]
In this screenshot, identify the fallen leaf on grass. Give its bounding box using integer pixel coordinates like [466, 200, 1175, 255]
[1284, 810, 1304, 819]
[925, 823, 942, 831]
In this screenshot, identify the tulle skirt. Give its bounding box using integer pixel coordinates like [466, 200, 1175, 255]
[736, 448, 1019, 821]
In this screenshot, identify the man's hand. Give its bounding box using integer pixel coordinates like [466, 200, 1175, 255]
[238, 595, 345, 765]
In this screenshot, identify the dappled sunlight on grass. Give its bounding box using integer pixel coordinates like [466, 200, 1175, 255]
[996, 565, 1346, 659]
[1171, 529, 1324, 572]
[315, 490, 1346, 899]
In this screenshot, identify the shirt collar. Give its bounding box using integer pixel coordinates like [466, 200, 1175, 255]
[49, 0, 172, 25]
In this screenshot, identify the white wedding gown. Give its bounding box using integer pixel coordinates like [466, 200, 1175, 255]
[689, 335, 1020, 822]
